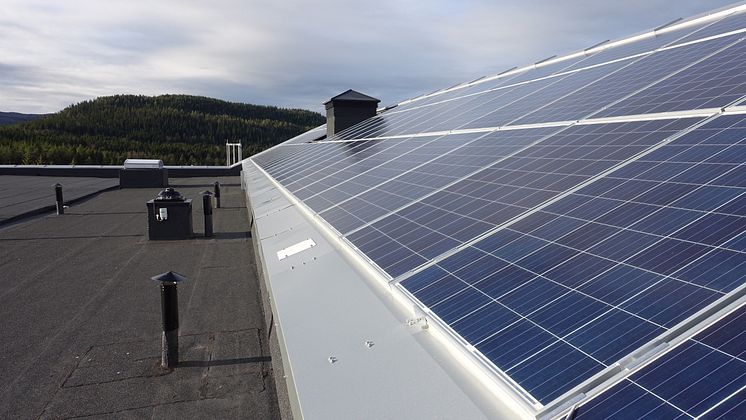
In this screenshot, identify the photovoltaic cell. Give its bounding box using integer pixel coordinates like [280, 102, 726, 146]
[456, 59, 632, 130]
[320, 127, 560, 235]
[383, 10, 740, 128]
[562, 17, 712, 70]
[298, 132, 485, 212]
[513, 34, 739, 125]
[596, 38, 746, 117]
[397, 113, 745, 404]
[364, 76, 571, 138]
[291, 135, 459, 200]
[673, 10, 746, 44]
[348, 117, 700, 278]
[390, 53, 594, 115]
[574, 304, 746, 419]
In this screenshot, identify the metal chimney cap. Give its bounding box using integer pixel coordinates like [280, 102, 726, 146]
[151, 271, 187, 284]
[155, 188, 185, 202]
[201, 190, 213, 196]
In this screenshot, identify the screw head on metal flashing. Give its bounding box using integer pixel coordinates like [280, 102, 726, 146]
[151, 271, 187, 284]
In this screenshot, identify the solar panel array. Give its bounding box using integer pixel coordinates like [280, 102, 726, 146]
[575, 303, 746, 419]
[252, 7, 746, 418]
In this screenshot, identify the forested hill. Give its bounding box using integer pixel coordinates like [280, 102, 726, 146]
[0, 95, 325, 165]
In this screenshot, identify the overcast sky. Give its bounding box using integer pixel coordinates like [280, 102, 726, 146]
[0, 0, 740, 114]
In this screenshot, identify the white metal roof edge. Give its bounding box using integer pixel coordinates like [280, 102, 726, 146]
[246, 161, 542, 418]
[243, 161, 528, 419]
[397, 3, 746, 108]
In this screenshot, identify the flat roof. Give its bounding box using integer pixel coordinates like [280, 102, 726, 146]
[0, 177, 280, 418]
[0, 175, 118, 224]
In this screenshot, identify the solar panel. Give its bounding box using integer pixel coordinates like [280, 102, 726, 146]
[391, 54, 595, 114]
[514, 34, 739, 125]
[436, 59, 633, 131]
[318, 127, 561, 235]
[343, 117, 701, 277]
[297, 133, 484, 209]
[395, 113, 746, 405]
[562, 17, 713, 70]
[338, 75, 574, 140]
[333, 13, 746, 142]
[383, 11, 738, 129]
[595, 38, 746, 117]
[574, 303, 746, 419]
[673, 9, 746, 44]
[250, 5, 746, 417]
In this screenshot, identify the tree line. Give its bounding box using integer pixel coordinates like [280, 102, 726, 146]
[0, 94, 324, 165]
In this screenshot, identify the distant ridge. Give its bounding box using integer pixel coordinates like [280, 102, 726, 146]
[0, 94, 325, 165]
[0, 112, 47, 126]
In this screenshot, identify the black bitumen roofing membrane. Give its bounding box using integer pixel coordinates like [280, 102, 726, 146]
[0, 176, 119, 224]
[0, 177, 280, 419]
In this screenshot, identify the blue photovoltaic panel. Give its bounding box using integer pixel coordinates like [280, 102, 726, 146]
[357, 58, 634, 138]
[374, 12, 732, 135]
[319, 127, 561, 237]
[347, 117, 700, 278]
[254, 142, 335, 179]
[259, 140, 387, 185]
[450, 59, 632, 131]
[299, 132, 484, 212]
[338, 50, 639, 140]
[397, 113, 745, 404]
[389, 53, 595, 115]
[328, 12, 746, 143]
[513, 34, 738, 126]
[377, 76, 573, 138]
[290, 136, 458, 198]
[673, 10, 746, 44]
[559, 17, 713, 71]
[574, 304, 746, 419]
[596, 38, 746, 117]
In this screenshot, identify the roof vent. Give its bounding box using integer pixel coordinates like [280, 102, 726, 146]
[324, 89, 380, 138]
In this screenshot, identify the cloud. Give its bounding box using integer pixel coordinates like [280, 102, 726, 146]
[0, 0, 739, 113]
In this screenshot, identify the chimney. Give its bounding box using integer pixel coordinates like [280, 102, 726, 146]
[325, 89, 380, 138]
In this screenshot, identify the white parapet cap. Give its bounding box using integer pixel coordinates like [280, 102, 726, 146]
[123, 159, 164, 169]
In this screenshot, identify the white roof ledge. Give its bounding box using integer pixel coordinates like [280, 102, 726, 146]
[243, 161, 527, 420]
